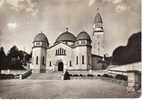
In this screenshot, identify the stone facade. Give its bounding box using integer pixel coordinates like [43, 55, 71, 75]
[30, 12, 105, 73]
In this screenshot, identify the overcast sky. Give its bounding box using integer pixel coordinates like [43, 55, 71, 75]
[0, 0, 141, 56]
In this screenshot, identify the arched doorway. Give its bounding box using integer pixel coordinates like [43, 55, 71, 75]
[58, 62, 64, 71]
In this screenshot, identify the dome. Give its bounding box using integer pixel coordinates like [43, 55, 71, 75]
[77, 31, 91, 41]
[33, 32, 49, 44]
[94, 12, 103, 24]
[55, 30, 76, 43]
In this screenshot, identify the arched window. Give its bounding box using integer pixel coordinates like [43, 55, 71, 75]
[70, 61, 72, 66]
[56, 50, 57, 55]
[88, 55, 90, 65]
[57, 49, 59, 55]
[82, 55, 84, 64]
[60, 48, 61, 54]
[76, 56, 78, 64]
[56, 48, 66, 55]
[32, 57, 34, 64]
[61, 48, 63, 55]
[64, 50, 65, 55]
[49, 61, 52, 66]
[36, 56, 38, 64]
[42, 56, 45, 65]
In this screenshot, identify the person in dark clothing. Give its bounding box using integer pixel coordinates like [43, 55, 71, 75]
[63, 70, 70, 80]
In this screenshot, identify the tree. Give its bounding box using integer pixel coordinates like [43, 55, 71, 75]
[0, 47, 7, 71]
[7, 45, 25, 70]
[7, 45, 19, 59]
[112, 32, 141, 65]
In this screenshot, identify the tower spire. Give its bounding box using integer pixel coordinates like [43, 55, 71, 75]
[93, 9, 103, 31]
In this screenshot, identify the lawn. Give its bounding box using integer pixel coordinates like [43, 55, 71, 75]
[0, 79, 140, 99]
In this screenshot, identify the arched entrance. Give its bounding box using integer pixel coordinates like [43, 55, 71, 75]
[58, 62, 64, 71]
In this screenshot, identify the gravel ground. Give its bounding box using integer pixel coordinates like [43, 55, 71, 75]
[0, 79, 140, 99]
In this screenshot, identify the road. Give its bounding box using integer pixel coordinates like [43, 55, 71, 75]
[0, 79, 140, 99]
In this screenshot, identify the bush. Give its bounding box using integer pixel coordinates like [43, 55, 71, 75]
[87, 74, 94, 77]
[0, 74, 14, 79]
[82, 74, 86, 77]
[97, 74, 101, 77]
[79, 74, 83, 77]
[115, 74, 128, 81]
[73, 74, 79, 77]
[102, 74, 109, 77]
[102, 74, 113, 78]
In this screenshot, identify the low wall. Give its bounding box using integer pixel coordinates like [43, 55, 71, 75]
[66, 72, 127, 86]
[0, 69, 32, 79]
[18, 69, 32, 79]
[107, 62, 141, 92]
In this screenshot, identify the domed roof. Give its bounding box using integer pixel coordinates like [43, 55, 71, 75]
[55, 30, 76, 43]
[33, 32, 49, 44]
[94, 12, 103, 24]
[77, 31, 91, 41]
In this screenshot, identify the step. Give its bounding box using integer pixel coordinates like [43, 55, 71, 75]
[27, 72, 63, 80]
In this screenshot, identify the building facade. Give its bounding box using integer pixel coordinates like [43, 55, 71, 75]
[30, 12, 105, 73]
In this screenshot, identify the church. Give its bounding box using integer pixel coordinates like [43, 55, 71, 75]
[30, 12, 105, 73]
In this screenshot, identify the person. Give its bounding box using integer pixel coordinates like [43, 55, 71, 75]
[63, 70, 70, 80]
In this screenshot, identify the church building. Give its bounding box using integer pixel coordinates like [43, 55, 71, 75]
[30, 12, 105, 73]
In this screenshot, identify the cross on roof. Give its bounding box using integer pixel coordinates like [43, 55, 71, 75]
[66, 27, 69, 32]
[97, 8, 99, 11]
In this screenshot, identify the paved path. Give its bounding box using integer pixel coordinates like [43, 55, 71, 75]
[0, 79, 140, 99]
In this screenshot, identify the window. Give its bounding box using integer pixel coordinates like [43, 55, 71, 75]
[76, 56, 78, 64]
[82, 56, 84, 64]
[35, 42, 40, 46]
[32, 57, 34, 64]
[88, 55, 90, 65]
[81, 40, 86, 44]
[70, 61, 72, 66]
[42, 56, 45, 65]
[57, 49, 59, 55]
[49, 61, 52, 66]
[76, 41, 79, 45]
[59, 48, 61, 54]
[56, 50, 57, 55]
[56, 48, 66, 55]
[36, 56, 38, 64]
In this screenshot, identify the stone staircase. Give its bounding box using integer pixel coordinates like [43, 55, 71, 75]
[27, 71, 63, 80]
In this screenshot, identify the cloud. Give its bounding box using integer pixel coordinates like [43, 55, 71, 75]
[102, 0, 113, 3]
[6, 0, 39, 16]
[88, 0, 96, 7]
[112, 0, 123, 4]
[6, 0, 24, 8]
[102, 0, 122, 4]
[0, 0, 4, 7]
[115, 4, 127, 13]
[101, 0, 127, 13]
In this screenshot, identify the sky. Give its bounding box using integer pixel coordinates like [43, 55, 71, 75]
[0, 0, 141, 56]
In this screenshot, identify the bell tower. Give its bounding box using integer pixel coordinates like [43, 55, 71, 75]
[92, 9, 104, 56]
[31, 32, 49, 73]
